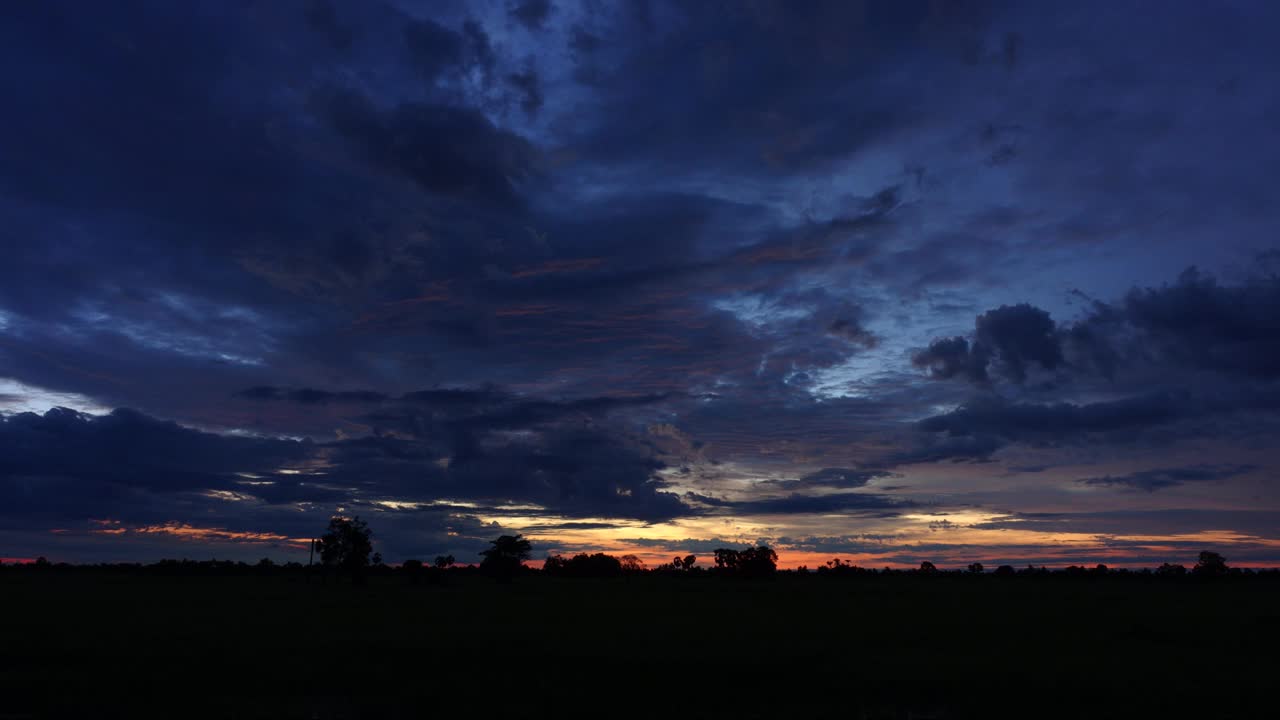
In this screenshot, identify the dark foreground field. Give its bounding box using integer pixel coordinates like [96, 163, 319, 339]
[3, 571, 1277, 719]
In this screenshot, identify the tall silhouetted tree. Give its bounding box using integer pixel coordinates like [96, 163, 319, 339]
[967, 562, 984, 574]
[480, 534, 532, 580]
[434, 555, 455, 569]
[1193, 551, 1228, 577]
[316, 516, 374, 582]
[919, 561, 938, 574]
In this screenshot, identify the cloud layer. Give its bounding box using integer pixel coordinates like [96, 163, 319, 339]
[1, 0, 1278, 566]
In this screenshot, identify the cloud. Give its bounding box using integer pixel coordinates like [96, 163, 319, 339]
[4, 2, 1280, 563]
[764, 468, 896, 491]
[1094, 267, 1280, 380]
[237, 387, 389, 405]
[402, 17, 466, 80]
[918, 269, 1280, 387]
[913, 304, 1063, 384]
[971, 510, 1280, 539]
[0, 395, 695, 547]
[912, 336, 986, 383]
[1076, 464, 1256, 492]
[509, 0, 553, 31]
[687, 489, 911, 516]
[917, 393, 1188, 441]
[507, 67, 544, 115]
[317, 88, 537, 208]
[827, 317, 880, 349]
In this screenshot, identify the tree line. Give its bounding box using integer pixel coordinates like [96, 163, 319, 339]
[4, 516, 1260, 583]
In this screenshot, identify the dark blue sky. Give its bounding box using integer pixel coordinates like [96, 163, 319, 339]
[2, 0, 1278, 567]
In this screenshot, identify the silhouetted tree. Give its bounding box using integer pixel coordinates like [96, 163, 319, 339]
[620, 555, 646, 573]
[670, 554, 698, 571]
[543, 554, 568, 573]
[480, 534, 532, 580]
[316, 516, 374, 582]
[743, 545, 778, 577]
[402, 558, 424, 584]
[713, 548, 740, 571]
[919, 561, 938, 574]
[657, 555, 697, 573]
[714, 546, 776, 578]
[1193, 551, 1228, 577]
[994, 564, 1015, 576]
[544, 553, 624, 578]
[1156, 562, 1187, 576]
[967, 562, 984, 574]
[434, 555, 455, 569]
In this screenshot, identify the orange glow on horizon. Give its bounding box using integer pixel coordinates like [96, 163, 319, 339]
[88, 520, 309, 548]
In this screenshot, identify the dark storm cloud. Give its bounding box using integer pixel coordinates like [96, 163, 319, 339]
[0, 408, 310, 529]
[567, 0, 993, 176]
[0, 408, 307, 492]
[972, 510, 1280, 539]
[0, 401, 692, 537]
[1095, 268, 1280, 380]
[799, 468, 894, 488]
[237, 387, 390, 405]
[826, 318, 880, 349]
[912, 336, 986, 383]
[402, 16, 465, 79]
[1076, 464, 1257, 493]
[304, 0, 356, 51]
[506, 67, 544, 115]
[761, 468, 898, 492]
[686, 490, 911, 516]
[912, 304, 1063, 384]
[973, 304, 1063, 382]
[318, 88, 538, 208]
[509, 0, 553, 31]
[917, 393, 1188, 441]
[917, 269, 1280, 387]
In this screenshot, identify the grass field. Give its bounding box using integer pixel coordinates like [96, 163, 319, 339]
[2, 571, 1277, 718]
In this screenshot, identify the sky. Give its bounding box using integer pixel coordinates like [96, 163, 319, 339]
[2, 0, 1279, 569]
